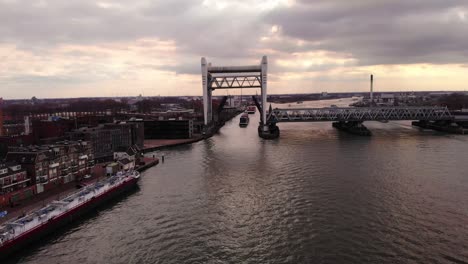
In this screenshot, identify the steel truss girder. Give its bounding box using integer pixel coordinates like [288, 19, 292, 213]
[270, 107, 453, 122]
[208, 75, 261, 89]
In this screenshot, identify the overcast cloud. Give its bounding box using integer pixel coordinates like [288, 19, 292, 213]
[0, 0, 467, 98]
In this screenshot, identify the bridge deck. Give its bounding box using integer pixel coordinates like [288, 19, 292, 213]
[270, 107, 453, 122]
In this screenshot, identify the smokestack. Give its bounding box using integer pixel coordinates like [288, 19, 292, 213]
[370, 74, 374, 106]
[24, 116, 31, 135]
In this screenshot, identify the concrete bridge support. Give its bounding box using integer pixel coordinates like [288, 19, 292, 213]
[412, 120, 467, 134]
[258, 123, 280, 139]
[201, 58, 212, 135]
[258, 56, 280, 139]
[332, 121, 371, 136]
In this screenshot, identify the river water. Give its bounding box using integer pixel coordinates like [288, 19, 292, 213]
[10, 99, 468, 264]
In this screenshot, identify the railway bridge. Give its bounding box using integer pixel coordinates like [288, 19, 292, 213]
[270, 106, 452, 123]
[268, 106, 454, 136]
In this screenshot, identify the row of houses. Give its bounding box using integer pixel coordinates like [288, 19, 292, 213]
[0, 140, 93, 207]
[109, 145, 141, 174]
[0, 120, 145, 160]
[0, 163, 29, 196]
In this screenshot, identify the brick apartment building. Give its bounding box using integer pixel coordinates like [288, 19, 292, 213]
[69, 122, 143, 161]
[0, 163, 29, 193]
[32, 119, 76, 143]
[0, 162, 33, 207]
[5, 140, 93, 196]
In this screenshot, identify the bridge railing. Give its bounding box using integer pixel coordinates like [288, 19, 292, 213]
[269, 106, 453, 122]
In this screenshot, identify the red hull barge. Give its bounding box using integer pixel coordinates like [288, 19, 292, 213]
[0, 171, 140, 260]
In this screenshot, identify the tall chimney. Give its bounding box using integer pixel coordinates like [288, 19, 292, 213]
[370, 74, 374, 106]
[24, 116, 31, 135]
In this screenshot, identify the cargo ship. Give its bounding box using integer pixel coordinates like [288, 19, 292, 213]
[239, 113, 249, 127]
[246, 106, 256, 114]
[0, 170, 140, 259]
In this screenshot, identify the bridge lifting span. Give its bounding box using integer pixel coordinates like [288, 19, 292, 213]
[270, 107, 453, 123]
[209, 75, 262, 89]
[201, 56, 278, 138]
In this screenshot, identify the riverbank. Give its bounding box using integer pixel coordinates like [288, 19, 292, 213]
[140, 110, 241, 154]
[142, 137, 204, 153]
[0, 157, 159, 225]
[137, 157, 160, 172]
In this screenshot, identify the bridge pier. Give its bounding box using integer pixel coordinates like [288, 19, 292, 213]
[412, 120, 467, 134]
[332, 121, 371, 136]
[258, 123, 280, 139]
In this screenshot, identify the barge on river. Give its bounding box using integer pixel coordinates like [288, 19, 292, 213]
[0, 170, 140, 259]
[239, 113, 250, 127]
[246, 106, 256, 114]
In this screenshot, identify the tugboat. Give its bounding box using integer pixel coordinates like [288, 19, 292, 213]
[246, 106, 256, 114]
[239, 113, 249, 127]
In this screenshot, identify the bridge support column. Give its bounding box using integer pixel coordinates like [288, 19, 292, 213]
[260, 56, 268, 133]
[411, 120, 429, 129]
[412, 120, 466, 134]
[201, 57, 214, 136]
[258, 123, 280, 139]
[332, 121, 371, 136]
[257, 56, 280, 139]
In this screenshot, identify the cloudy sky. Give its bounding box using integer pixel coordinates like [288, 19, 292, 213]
[0, 0, 467, 99]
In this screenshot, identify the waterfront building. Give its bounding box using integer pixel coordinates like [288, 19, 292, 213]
[5, 141, 93, 194]
[127, 121, 145, 148]
[113, 145, 141, 164]
[377, 94, 395, 106]
[0, 163, 29, 195]
[69, 122, 144, 161]
[69, 127, 116, 161]
[117, 158, 135, 171]
[0, 162, 35, 207]
[103, 123, 133, 150]
[31, 119, 75, 143]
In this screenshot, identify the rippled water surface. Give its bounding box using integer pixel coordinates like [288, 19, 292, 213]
[11, 99, 468, 264]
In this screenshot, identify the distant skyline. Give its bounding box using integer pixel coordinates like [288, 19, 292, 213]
[1, 0, 468, 99]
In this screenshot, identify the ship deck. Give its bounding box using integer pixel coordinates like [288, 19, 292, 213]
[0, 171, 138, 247]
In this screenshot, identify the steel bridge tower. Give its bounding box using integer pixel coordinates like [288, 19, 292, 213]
[201, 56, 279, 138]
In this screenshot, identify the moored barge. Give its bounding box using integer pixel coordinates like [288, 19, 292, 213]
[0, 170, 140, 259]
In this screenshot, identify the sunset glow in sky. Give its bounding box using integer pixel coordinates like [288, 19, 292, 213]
[0, 0, 467, 98]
